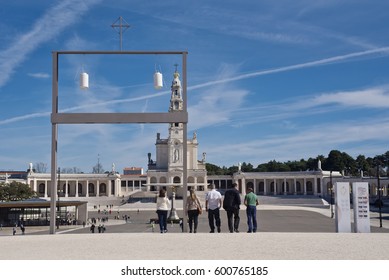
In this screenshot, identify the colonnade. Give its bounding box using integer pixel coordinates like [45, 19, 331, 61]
[28, 175, 121, 198]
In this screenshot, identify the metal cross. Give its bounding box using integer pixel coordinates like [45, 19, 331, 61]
[111, 16, 130, 51]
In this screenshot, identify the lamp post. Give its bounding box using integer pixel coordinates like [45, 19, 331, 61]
[168, 186, 180, 222]
[377, 165, 383, 228]
[330, 170, 334, 218]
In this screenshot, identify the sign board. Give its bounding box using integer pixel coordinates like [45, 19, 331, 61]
[352, 182, 370, 233]
[335, 182, 351, 233]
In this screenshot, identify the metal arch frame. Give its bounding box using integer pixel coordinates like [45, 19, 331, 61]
[50, 50, 188, 234]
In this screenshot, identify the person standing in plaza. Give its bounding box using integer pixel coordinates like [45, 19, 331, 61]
[223, 183, 241, 233]
[205, 183, 222, 233]
[244, 187, 259, 233]
[156, 188, 171, 233]
[186, 189, 202, 233]
[90, 223, 95, 233]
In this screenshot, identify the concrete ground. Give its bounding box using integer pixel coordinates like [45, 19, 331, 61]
[1, 201, 389, 260]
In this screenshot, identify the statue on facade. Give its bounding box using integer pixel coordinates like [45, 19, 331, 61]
[174, 149, 179, 163]
[28, 163, 33, 174]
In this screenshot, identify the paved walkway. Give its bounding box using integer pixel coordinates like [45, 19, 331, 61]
[1, 202, 389, 260]
[1, 231, 389, 260]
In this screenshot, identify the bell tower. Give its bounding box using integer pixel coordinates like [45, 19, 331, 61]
[168, 68, 184, 170]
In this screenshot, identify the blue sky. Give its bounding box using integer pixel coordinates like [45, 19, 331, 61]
[1, 0, 389, 173]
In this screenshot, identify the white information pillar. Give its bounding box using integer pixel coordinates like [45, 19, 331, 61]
[352, 182, 371, 233]
[335, 182, 351, 233]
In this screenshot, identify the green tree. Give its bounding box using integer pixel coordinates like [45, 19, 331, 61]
[306, 157, 318, 170]
[0, 181, 37, 202]
[324, 150, 344, 171]
[285, 159, 307, 171]
[255, 163, 268, 172]
[241, 162, 254, 172]
[227, 165, 239, 175]
[342, 152, 357, 176]
[356, 155, 369, 176]
[206, 163, 220, 175]
[205, 149, 388, 176]
[265, 160, 290, 172]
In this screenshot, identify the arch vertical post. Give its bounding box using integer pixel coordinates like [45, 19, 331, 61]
[50, 52, 59, 234]
[182, 51, 188, 232]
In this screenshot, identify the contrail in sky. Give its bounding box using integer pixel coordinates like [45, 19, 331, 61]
[188, 46, 389, 90]
[0, 0, 102, 88]
[1, 46, 389, 125]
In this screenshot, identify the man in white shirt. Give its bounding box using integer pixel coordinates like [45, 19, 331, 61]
[205, 183, 222, 233]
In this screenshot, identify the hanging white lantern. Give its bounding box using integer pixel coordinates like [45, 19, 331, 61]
[153, 71, 163, 89]
[80, 72, 89, 89]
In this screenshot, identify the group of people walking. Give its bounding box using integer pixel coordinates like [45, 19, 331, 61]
[155, 183, 259, 233]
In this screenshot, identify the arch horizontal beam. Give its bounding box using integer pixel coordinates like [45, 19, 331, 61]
[54, 50, 188, 55]
[51, 112, 188, 124]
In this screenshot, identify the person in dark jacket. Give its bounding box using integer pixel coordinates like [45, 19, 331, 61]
[223, 183, 241, 233]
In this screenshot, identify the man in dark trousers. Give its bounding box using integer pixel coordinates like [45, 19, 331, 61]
[205, 183, 222, 233]
[223, 183, 241, 233]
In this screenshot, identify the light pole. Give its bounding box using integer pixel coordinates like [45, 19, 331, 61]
[377, 165, 383, 228]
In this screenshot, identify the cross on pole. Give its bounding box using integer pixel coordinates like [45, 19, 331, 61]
[111, 16, 130, 51]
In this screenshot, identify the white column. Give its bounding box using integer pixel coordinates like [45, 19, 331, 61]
[117, 178, 121, 196]
[264, 179, 267, 195]
[108, 180, 112, 197]
[293, 178, 297, 195]
[86, 180, 89, 197]
[96, 180, 100, 197]
[65, 180, 69, 197]
[33, 178, 37, 193]
[284, 178, 287, 195]
[241, 178, 246, 196]
[304, 178, 307, 195]
[75, 180, 79, 197]
[146, 179, 150, 192]
[45, 180, 48, 198]
[273, 179, 277, 195]
[314, 177, 318, 195]
[254, 178, 257, 194]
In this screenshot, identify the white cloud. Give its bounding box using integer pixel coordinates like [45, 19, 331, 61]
[0, 0, 102, 88]
[206, 117, 389, 166]
[28, 72, 50, 79]
[231, 85, 389, 128]
[311, 87, 389, 108]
